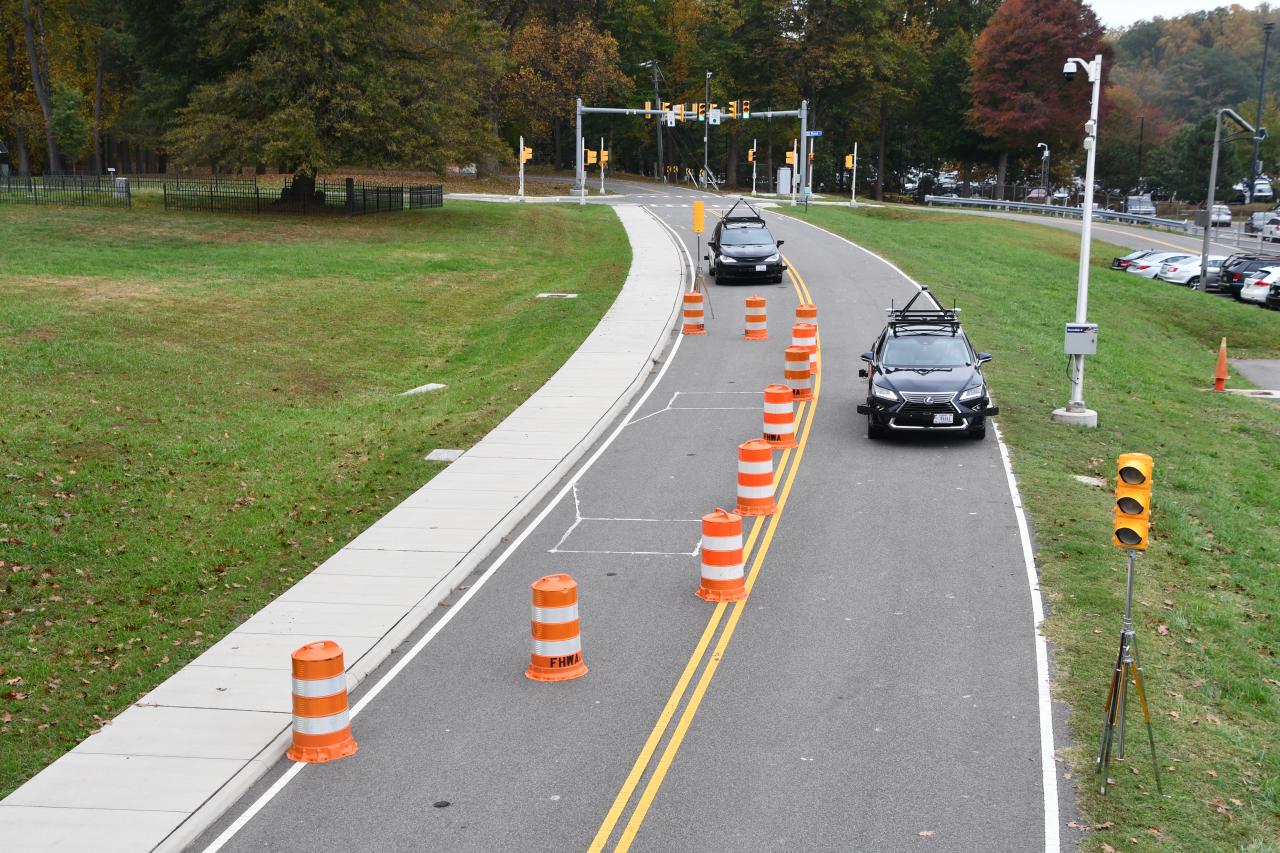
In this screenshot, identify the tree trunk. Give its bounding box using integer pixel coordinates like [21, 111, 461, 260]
[553, 120, 563, 170]
[92, 40, 104, 173]
[21, 0, 59, 172]
[15, 127, 30, 176]
[961, 162, 972, 197]
[996, 151, 1008, 200]
[875, 95, 887, 201]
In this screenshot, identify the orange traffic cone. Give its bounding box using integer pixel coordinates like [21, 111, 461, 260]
[1213, 337, 1228, 392]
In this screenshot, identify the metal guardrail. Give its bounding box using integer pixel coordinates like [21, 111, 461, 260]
[923, 195, 1190, 233]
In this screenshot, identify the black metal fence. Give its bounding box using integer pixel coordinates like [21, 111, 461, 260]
[0, 174, 132, 208]
[161, 177, 442, 216]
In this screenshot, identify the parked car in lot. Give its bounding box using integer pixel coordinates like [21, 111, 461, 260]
[1239, 268, 1279, 305]
[1156, 255, 1225, 287]
[1254, 177, 1274, 202]
[1219, 254, 1280, 297]
[1202, 204, 1233, 227]
[1025, 188, 1048, 203]
[1125, 194, 1156, 216]
[1263, 217, 1280, 242]
[1245, 210, 1280, 233]
[1126, 252, 1195, 279]
[1110, 249, 1161, 271]
[1267, 282, 1280, 309]
[855, 287, 998, 441]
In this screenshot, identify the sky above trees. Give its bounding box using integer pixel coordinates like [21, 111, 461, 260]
[1091, 0, 1270, 28]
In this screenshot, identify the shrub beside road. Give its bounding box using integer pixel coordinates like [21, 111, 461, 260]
[795, 206, 1279, 851]
[0, 201, 629, 796]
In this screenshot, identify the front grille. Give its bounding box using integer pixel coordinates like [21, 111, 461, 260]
[900, 402, 957, 416]
[901, 391, 956, 404]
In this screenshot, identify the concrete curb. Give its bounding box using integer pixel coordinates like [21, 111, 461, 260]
[0, 205, 686, 853]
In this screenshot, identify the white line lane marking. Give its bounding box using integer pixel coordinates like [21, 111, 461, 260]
[201, 206, 695, 853]
[769, 209, 1062, 853]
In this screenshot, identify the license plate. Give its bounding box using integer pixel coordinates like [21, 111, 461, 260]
[933, 413, 954, 425]
[755, 264, 766, 271]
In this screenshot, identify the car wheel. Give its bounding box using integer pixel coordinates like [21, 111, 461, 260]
[867, 415, 886, 440]
[968, 420, 987, 440]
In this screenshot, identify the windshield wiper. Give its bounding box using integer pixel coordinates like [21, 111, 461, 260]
[885, 366, 956, 374]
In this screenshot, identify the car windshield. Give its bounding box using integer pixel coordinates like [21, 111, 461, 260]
[720, 227, 772, 246]
[882, 335, 971, 367]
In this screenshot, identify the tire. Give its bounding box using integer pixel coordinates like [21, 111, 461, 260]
[867, 415, 887, 440]
[1189, 276, 1199, 288]
[968, 421, 987, 440]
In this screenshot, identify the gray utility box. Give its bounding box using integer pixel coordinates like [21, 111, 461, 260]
[1064, 322, 1098, 355]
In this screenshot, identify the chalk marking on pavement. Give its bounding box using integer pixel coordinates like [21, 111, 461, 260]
[626, 390, 761, 426]
[591, 258, 814, 852]
[771, 209, 1062, 853]
[200, 204, 694, 853]
[548, 485, 702, 555]
[612, 259, 818, 852]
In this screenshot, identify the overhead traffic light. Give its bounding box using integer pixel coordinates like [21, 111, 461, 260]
[844, 153, 854, 169]
[1112, 452, 1154, 550]
[727, 100, 738, 118]
[675, 103, 685, 122]
[644, 100, 652, 120]
[698, 102, 707, 122]
[741, 99, 750, 119]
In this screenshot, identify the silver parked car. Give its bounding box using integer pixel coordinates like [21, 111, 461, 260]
[1156, 255, 1225, 287]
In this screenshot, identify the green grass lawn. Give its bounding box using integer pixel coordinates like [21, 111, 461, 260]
[0, 199, 630, 796]
[792, 206, 1280, 852]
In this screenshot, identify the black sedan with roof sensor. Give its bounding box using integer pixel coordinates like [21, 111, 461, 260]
[856, 288, 999, 440]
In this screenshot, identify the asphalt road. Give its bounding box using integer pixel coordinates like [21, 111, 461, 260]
[194, 182, 1067, 852]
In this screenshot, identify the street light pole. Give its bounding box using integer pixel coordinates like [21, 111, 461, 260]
[1200, 109, 1263, 291]
[1037, 142, 1050, 197]
[640, 60, 664, 182]
[1053, 54, 1102, 429]
[1250, 22, 1275, 203]
[704, 70, 712, 183]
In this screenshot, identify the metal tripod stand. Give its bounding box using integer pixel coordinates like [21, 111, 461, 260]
[1096, 549, 1164, 796]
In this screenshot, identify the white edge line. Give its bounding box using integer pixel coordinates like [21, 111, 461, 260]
[200, 204, 693, 853]
[772, 208, 1061, 853]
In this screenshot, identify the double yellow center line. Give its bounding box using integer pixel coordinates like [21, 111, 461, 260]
[588, 256, 819, 852]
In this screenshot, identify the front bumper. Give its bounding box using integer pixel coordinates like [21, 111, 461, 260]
[715, 259, 786, 280]
[857, 398, 999, 430]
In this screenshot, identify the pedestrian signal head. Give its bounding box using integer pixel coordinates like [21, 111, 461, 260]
[785, 150, 796, 165]
[1112, 452, 1153, 550]
[600, 149, 609, 165]
[521, 147, 533, 163]
[585, 149, 597, 165]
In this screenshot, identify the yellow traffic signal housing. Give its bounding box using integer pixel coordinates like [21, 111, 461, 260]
[521, 147, 533, 163]
[844, 153, 854, 169]
[727, 100, 738, 118]
[644, 100, 652, 120]
[698, 102, 707, 121]
[674, 103, 685, 122]
[600, 149, 609, 165]
[747, 148, 755, 162]
[785, 150, 796, 165]
[808, 150, 814, 162]
[1112, 452, 1154, 550]
[741, 99, 750, 118]
[585, 149, 597, 165]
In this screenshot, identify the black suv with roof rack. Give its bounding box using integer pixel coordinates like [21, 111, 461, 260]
[855, 287, 999, 440]
[706, 199, 786, 283]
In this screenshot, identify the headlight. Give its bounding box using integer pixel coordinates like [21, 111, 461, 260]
[959, 384, 985, 401]
[720, 255, 737, 263]
[765, 252, 780, 262]
[872, 384, 898, 401]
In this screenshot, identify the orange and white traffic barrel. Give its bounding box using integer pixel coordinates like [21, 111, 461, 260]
[796, 303, 817, 325]
[682, 291, 705, 335]
[762, 383, 799, 448]
[525, 573, 587, 682]
[697, 508, 747, 602]
[286, 641, 358, 763]
[792, 321, 819, 375]
[785, 346, 813, 401]
[734, 439, 776, 517]
[744, 295, 767, 340]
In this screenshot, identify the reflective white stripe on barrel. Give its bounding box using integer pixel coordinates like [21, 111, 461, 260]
[532, 603, 579, 624]
[737, 484, 774, 499]
[764, 401, 793, 414]
[292, 674, 347, 698]
[738, 460, 773, 475]
[533, 636, 583, 657]
[700, 561, 744, 581]
[700, 534, 743, 551]
[293, 709, 351, 735]
[763, 417, 794, 433]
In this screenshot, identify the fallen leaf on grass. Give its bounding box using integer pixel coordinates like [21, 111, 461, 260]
[1094, 821, 1114, 830]
[1101, 843, 1119, 853]
[1157, 624, 1169, 636]
[1206, 769, 1218, 777]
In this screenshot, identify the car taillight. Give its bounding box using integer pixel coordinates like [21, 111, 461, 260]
[1168, 267, 1178, 272]
[1136, 265, 1151, 270]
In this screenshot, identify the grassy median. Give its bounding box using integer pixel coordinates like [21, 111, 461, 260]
[792, 205, 1280, 852]
[0, 200, 630, 796]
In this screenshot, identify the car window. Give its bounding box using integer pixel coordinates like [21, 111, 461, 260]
[719, 227, 772, 246]
[881, 336, 972, 367]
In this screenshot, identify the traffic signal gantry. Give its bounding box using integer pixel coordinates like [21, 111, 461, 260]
[1096, 452, 1163, 797]
[573, 96, 809, 202]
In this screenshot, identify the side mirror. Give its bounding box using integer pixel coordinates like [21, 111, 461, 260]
[703, 254, 709, 261]
[858, 369, 868, 378]
[977, 352, 993, 363]
[776, 239, 785, 247]
[859, 351, 874, 363]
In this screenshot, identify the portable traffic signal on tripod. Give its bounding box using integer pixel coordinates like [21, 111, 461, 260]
[1112, 453, 1153, 550]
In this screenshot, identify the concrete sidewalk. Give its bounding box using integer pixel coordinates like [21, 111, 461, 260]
[0, 204, 686, 853]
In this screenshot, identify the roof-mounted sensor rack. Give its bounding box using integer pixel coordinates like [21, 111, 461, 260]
[721, 197, 767, 226]
[885, 286, 962, 336]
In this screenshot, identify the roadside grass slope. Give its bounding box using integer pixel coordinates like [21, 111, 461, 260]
[794, 205, 1279, 852]
[0, 201, 629, 796]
